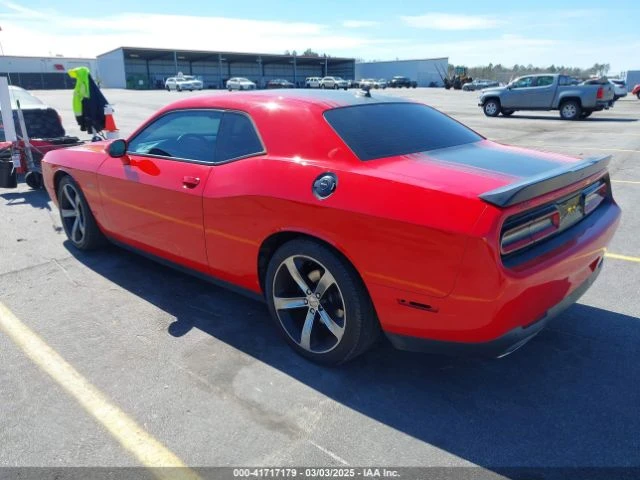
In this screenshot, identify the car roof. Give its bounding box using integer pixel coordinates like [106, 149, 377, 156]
[156, 89, 413, 117]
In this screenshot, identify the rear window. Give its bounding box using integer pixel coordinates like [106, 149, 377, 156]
[324, 103, 482, 161]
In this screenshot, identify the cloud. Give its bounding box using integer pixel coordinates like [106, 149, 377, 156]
[0, 4, 394, 58]
[400, 13, 501, 30]
[342, 20, 380, 28]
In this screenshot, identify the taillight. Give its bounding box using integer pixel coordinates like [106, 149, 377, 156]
[597, 86, 604, 99]
[583, 182, 607, 215]
[501, 207, 560, 255]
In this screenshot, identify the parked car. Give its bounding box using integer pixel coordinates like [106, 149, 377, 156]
[608, 79, 627, 100]
[165, 76, 203, 92]
[478, 74, 615, 120]
[226, 77, 257, 91]
[359, 78, 376, 90]
[389, 76, 417, 88]
[374, 79, 387, 89]
[42, 90, 620, 365]
[462, 79, 500, 91]
[320, 76, 349, 90]
[0, 86, 80, 189]
[267, 79, 295, 89]
[305, 77, 322, 88]
[633, 84, 640, 99]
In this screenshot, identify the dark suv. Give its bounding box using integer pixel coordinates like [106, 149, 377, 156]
[389, 76, 417, 88]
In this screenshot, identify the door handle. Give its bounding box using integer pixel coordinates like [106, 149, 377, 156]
[182, 176, 200, 188]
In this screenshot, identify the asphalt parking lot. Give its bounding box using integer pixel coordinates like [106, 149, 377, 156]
[1, 88, 639, 477]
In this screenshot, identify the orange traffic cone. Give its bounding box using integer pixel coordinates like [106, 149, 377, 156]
[104, 105, 119, 139]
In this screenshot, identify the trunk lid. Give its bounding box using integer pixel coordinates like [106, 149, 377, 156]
[367, 140, 583, 202]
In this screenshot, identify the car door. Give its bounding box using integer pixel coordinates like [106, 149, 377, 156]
[201, 111, 267, 287]
[97, 109, 222, 274]
[528, 75, 555, 108]
[501, 76, 535, 108]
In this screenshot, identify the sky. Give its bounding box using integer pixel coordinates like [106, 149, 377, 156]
[1, 0, 639, 73]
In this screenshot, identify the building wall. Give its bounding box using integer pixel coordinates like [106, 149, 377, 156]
[97, 49, 126, 88]
[625, 71, 640, 92]
[355, 58, 448, 87]
[0, 56, 98, 89]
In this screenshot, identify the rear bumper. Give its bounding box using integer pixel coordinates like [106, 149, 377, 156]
[386, 256, 603, 358]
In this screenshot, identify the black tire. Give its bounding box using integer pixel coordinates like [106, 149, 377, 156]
[321, 84, 325, 89]
[166, 86, 170, 91]
[501, 109, 515, 116]
[483, 98, 501, 117]
[57, 176, 105, 250]
[265, 239, 380, 366]
[559, 99, 581, 120]
[581, 110, 593, 118]
[636, 93, 640, 100]
[177, 86, 182, 92]
[25, 171, 44, 189]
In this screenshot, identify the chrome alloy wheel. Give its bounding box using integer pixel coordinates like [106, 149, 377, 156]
[60, 183, 86, 245]
[485, 101, 498, 116]
[272, 255, 346, 354]
[562, 103, 577, 118]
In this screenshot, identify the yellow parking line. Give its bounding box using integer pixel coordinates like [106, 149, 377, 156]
[0, 302, 200, 480]
[605, 253, 640, 263]
[611, 180, 640, 185]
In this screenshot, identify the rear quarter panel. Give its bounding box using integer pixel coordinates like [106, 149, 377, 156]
[202, 105, 485, 300]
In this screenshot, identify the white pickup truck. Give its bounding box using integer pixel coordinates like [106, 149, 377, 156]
[478, 74, 615, 120]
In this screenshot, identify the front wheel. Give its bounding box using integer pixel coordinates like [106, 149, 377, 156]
[559, 100, 581, 120]
[265, 239, 380, 366]
[483, 99, 501, 117]
[57, 176, 105, 250]
[636, 92, 640, 100]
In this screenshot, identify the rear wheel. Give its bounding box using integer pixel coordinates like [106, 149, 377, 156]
[265, 239, 380, 366]
[483, 99, 501, 117]
[57, 176, 105, 250]
[559, 100, 581, 120]
[636, 92, 640, 100]
[581, 110, 593, 118]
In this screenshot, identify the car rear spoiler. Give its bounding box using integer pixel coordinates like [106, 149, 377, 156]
[480, 155, 611, 207]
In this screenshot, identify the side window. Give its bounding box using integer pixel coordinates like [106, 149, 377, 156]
[558, 75, 569, 86]
[512, 77, 533, 88]
[215, 112, 264, 163]
[127, 110, 222, 163]
[535, 76, 554, 87]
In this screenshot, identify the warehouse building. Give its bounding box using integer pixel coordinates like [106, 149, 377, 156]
[355, 58, 449, 87]
[97, 47, 356, 89]
[0, 55, 98, 89]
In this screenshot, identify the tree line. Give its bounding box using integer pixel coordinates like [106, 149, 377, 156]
[449, 63, 613, 81]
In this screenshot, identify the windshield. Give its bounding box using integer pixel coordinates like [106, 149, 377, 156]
[324, 103, 482, 161]
[5, 87, 44, 109]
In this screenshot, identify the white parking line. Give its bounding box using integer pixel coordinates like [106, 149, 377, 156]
[308, 440, 350, 466]
[0, 301, 200, 480]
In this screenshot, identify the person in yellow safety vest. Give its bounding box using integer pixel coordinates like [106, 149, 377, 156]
[68, 67, 90, 120]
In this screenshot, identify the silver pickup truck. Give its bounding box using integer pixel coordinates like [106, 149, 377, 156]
[478, 74, 615, 120]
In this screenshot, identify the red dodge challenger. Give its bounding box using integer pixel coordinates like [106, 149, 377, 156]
[42, 90, 620, 365]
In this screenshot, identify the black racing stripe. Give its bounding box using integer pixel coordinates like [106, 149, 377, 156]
[419, 142, 565, 179]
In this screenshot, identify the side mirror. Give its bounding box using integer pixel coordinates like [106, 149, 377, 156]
[107, 139, 127, 158]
